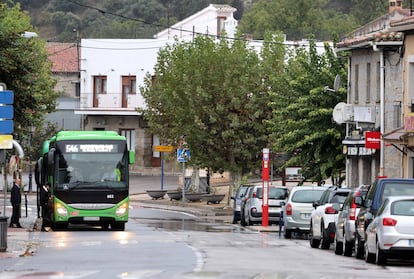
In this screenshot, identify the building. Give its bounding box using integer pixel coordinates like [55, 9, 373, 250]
[335, 0, 409, 186]
[75, 4, 239, 174]
[46, 42, 81, 130]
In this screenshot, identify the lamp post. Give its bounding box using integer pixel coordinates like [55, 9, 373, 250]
[28, 125, 34, 193]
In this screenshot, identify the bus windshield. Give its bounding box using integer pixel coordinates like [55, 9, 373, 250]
[57, 152, 128, 190]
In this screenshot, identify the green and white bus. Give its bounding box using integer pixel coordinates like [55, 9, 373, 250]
[36, 131, 135, 231]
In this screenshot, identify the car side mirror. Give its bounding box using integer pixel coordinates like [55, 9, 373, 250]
[280, 201, 286, 206]
[312, 201, 319, 208]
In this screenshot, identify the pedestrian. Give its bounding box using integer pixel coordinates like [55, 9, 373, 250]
[40, 182, 51, 230]
[10, 178, 22, 228]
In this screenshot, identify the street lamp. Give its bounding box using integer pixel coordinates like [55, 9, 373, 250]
[28, 125, 34, 193]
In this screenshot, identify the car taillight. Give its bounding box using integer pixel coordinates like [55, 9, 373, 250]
[325, 206, 337, 214]
[349, 208, 356, 221]
[286, 203, 292, 215]
[252, 192, 257, 198]
[382, 217, 397, 226]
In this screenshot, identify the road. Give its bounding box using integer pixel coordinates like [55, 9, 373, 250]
[1, 200, 414, 279]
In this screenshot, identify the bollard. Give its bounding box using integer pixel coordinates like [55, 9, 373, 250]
[278, 210, 284, 237]
[25, 192, 28, 217]
[0, 216, 8, 252]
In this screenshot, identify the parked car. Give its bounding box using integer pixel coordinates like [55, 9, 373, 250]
[334, 185, 369, 256]
[309, 186, 352, 249]
[354, 178, 414, 259]
[282, 185, 328, 239]
[241, 185, 288, 226]
[365, 196, 414, 265]
[231, 184, 254, 224]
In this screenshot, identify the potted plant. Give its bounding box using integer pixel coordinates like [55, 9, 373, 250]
[167, 187, 183, 201]
[201, 186, 225, 204]
[146, 189, 167, 200]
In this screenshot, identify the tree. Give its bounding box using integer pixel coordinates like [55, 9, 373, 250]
[139, 35, 271, 185]
[0, 3, 58, 148]
[238, 0, 360, 41]
[266, 37, 347, 184]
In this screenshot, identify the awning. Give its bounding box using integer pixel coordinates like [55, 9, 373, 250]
[382, 127, 409, 144]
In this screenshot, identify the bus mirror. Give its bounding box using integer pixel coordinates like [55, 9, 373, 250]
[48, 148, 55, 166]
[129, 150, 135, 164]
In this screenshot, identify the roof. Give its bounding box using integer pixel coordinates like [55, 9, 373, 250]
[336, 9, 408, 51]
[46, 42, 79, 73]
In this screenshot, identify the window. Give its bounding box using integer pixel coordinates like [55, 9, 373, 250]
[120, 129, 135, 151]
[93, 76, 107, 94]
[376, 62, 381, 102]
[354, 64, 359, 103]
[122, 76, 136, 95]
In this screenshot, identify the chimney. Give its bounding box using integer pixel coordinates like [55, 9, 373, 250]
[389, 0, 403, 13]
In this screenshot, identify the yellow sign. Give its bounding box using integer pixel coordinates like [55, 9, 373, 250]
[154, 145, 173, 152]
[0, 135, 13, 149]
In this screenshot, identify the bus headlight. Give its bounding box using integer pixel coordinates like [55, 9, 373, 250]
[56, 203, 68, 217]
[116, 202, 128, 216]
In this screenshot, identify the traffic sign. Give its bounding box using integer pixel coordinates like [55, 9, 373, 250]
[0, 120, 13, 134]
[0, 105, 13, 119]
[0, 135, 13, 149]
[0, 90, 14, 104]
[154, 145, 173, 152]
[177, 148, 190, 163]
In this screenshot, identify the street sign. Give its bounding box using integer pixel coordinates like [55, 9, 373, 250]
[154, 145, 173, 152]
[0, 105, 13, 119]
[0, 135, 12, 149]
[0, 120, 13, 134]
[0, 90, 14, 104]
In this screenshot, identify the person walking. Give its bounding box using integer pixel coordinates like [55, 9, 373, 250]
[10, 178, 22, 228]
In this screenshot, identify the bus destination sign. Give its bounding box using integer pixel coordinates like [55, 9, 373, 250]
[65, 144, 118, 153]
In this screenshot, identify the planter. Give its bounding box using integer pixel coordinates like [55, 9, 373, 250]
[202, 194, 225, 204]
[184, 193, 205, 202]
[146, 190, 167, 200]
[167, 191, 182, 201]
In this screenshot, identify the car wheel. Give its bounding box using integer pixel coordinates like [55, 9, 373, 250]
[284, 228, 292, 239]
[320, 223, 330, 250]
[364, 239, 375, 263]
[355, 234, 365, 259]
[309, 222, 320, 248]
[343, 239, 353, 257]
[334, 238, 343, 255]
[247, 211, 253, 226]
[375, 240, 386, 265]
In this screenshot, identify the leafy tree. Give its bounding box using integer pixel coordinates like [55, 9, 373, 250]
[0, 3, 58, 153]
[139, 35, 271, 185]
[266, 37, 347, 184]
[238, 0, 360, 40]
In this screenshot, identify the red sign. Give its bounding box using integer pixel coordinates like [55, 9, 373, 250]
[365, 131, 381, 149]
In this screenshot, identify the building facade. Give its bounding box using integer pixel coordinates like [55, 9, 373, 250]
[335, 0, 409, 186]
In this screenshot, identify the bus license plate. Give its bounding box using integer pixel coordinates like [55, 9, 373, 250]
[84, 216, 100, 221]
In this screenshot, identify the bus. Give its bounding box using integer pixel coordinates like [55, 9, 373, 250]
[35, 131, 135, 231]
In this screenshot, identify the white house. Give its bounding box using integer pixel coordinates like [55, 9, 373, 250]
[76, 4, 239, 174]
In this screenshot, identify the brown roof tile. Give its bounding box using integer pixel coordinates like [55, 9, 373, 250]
[46, 43, 79, 73]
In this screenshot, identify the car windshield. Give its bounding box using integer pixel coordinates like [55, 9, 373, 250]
[236, 186, 250, 198]
[256, 188, 287, 199]
[381, 183, 414, 204]
[291, 189, 325, 203]
[329, 193, 349, 204]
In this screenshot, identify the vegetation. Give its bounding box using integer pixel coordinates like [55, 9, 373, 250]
[140, 31, 347, 184]
[0, 3, 59, 159]
[15, 0, 393, 42]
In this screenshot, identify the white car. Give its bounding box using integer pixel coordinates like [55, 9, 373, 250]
[309, 186, 351, 249]
[365, 196, 414, 265]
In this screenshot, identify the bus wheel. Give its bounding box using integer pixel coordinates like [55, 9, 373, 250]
[112, 223, 125, 231]
[52, 222, 67, 231]
[101, 223, 110, 230]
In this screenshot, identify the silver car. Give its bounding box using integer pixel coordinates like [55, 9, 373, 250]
[231, 184, 253, 224]
[241, 185, 288, 226]
[282, 185, 328, 239]
[365, 196, 414, 265]
[334, 185, 368, 256]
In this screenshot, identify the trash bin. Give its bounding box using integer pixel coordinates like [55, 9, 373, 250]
[0, 216, 8, 252]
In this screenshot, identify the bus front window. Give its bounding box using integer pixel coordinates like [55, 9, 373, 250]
[57, 153, 127, 189]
